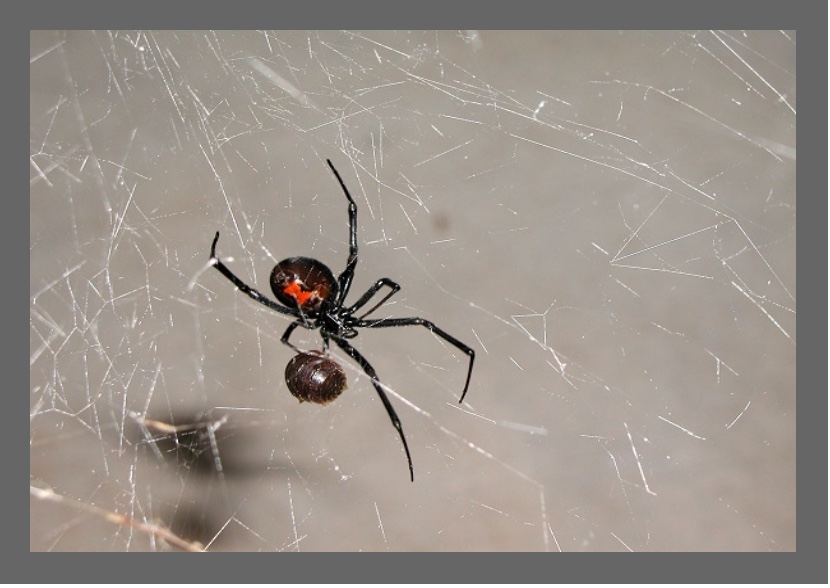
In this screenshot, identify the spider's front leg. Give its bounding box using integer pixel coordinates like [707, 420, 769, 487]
[280, 320, 319, 353]
[331, 336, 415, 482]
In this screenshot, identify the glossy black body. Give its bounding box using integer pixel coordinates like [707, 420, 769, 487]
[209, 159, 476, 481]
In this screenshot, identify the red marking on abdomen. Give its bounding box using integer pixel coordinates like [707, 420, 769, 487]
[283, 280, 314, 306]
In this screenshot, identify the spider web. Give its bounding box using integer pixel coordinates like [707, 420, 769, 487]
[30, 30, 795, 551]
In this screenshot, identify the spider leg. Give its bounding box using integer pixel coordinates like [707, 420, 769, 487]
[326, 160, 360, 307]
[346, 277, 401, 318]
[280, 320, 318, 353]
[209, 232, 301, 318]
[331, 336, 415, 482]
[355, 317, 475, 404]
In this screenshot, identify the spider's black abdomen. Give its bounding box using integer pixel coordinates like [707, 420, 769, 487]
[285, 351, 347, 405]
[271, 257, 337, 312]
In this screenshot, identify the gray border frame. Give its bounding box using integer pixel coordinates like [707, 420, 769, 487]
[22, 2, 820, 583]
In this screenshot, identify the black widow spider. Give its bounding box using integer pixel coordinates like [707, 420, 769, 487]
[208, 159, 475, 481]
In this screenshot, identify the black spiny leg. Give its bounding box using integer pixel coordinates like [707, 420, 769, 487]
[209, 232, 299, 317]
[355, 316, 476, 403]
[346, 278, 402, 318]
[332, 337, 415, 482]
[326, 160, 360, 307]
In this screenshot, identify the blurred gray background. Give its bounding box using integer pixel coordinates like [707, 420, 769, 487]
[30, 30, 795, 551]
